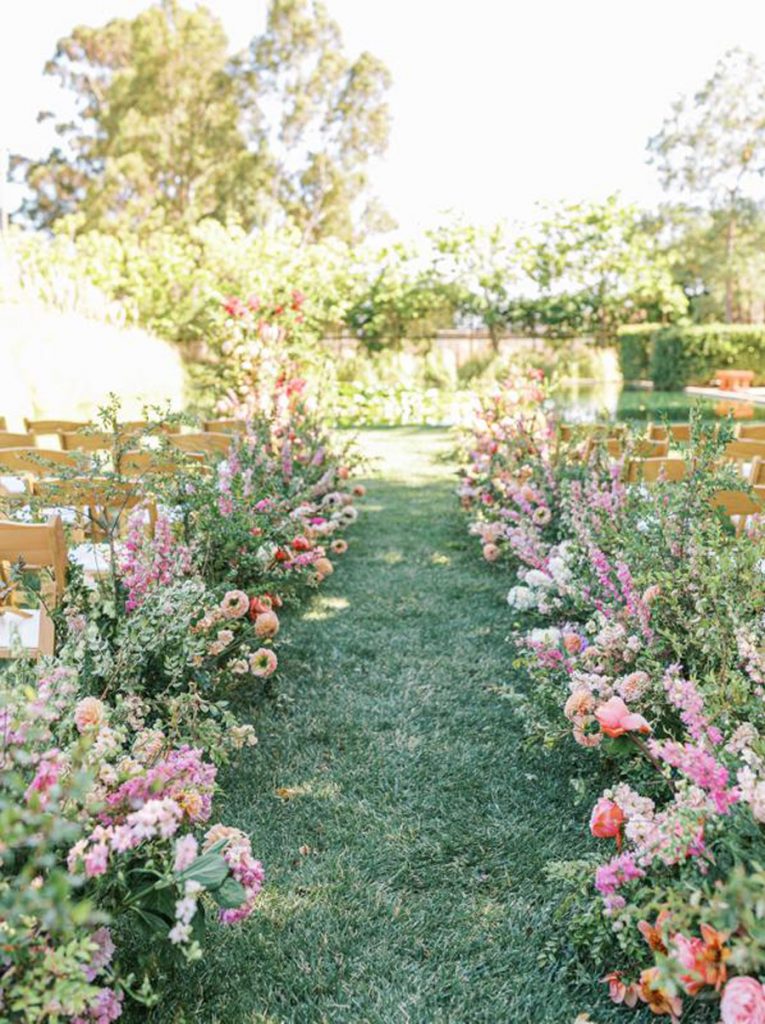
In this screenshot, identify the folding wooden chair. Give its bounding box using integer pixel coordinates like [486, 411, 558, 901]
[167, 432, 232, 456]
[625, 457, 687, 484]
[202, 419, 247, 434]
[0, 515, 67, 657]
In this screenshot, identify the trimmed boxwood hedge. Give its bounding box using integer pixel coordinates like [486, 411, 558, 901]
[618, 324, 765, 391]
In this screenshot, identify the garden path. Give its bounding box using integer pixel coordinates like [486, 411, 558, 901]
[151, 428, 642, 1024]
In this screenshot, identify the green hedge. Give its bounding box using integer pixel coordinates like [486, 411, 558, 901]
[619, 324, 765, 390]
[617, 324, 662, 382]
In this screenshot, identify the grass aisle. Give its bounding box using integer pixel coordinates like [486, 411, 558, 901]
[160, 427, 649, 1024]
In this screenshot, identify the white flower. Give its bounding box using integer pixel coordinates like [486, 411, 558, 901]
[525, 569, 553, 589]
[547, 557, 571, 584]
[529, 627, 561, 647]
[507, 586, 536, 611]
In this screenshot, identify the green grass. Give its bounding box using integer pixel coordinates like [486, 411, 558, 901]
[138, 428, 714, 1024]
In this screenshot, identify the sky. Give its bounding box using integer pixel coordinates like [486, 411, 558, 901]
[4, 0, 765, 234]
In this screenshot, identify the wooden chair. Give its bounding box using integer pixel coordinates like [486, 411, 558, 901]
[202, 419, 247, 434]
[167, 432, 232, 456]
[0, 515, 67, 657]
[737, 424, 765, 441]
[0, 432, 36, 449]
[710, 489, 765, 535]
[625, 457, 687, 484]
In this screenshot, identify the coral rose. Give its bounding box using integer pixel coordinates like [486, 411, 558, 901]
[249, 595, 273, 619]
[595, 696, 651, 738]
[330, 539, 348, 555]
[721, 977, 765, 1024]
[220, 590, 249, 619]
[353, 484, 366, 497]
[254, 611, 280, 638]
[314, 557, 333, 580]
[74, 697, 107, 733]
[589, 798, 625, 846]
[482, 543, 501, 562]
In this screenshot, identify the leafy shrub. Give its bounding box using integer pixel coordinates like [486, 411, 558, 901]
[617, 324, 661, 382]
[649, 325, 765, 390]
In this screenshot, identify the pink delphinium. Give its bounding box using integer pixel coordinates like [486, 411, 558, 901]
[120, 510, 193, 612]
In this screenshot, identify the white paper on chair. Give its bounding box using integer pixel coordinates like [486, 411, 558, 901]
[0, 609, 42, 649]
[69, 543, 119, 581]
[0, 476, 28, 495]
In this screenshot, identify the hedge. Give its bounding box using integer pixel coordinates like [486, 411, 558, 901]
[617, 324, 662, 382]
[618, 324, 765, 391]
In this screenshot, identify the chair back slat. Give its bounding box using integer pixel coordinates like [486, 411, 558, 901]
[202, 419, 247, 434]
[0, 448, 84, 476]
[626, 458, 687, 483]
[25, 419, 90, 436]
[738, 424, 765, 441]
[167, 432, 232, 455]
[0, 432, 36, 450]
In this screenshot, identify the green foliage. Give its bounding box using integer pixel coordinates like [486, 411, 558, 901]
[517, 196, 688, 342]
[617, 324, 662, 381]
[649, 324, 765, 390]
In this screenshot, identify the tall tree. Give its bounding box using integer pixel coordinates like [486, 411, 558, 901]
[15, 0, 392, 242]
[648, 48, 765, 322]
[15, 2, 264, 233]
[231, 0, 393, 243]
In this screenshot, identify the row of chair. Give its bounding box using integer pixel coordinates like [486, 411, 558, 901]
[559, 421, 765, 443]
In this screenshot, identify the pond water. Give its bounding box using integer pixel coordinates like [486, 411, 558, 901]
[557, 381, 765, 423]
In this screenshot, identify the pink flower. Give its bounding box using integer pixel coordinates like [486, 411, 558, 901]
[254, 611, 280, 638]
[589, 798, 625, 847]
[595, 696, 651, 738]
[74, 697, 107, 733]
[220, 590, 250, 619]
[173, 834, 199, 873]
[249, 648, 278, 678]
[721, 977, 765, 1024]
[482, 543, 501, 562]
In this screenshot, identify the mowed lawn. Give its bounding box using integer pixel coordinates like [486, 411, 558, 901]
[136, 428, 715, 1024]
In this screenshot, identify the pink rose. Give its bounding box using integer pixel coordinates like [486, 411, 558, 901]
[721, 978, 765, 1024]
[595, 696, 651, 738]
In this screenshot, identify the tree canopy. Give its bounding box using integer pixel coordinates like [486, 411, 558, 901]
[13, 0, 392, 242]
